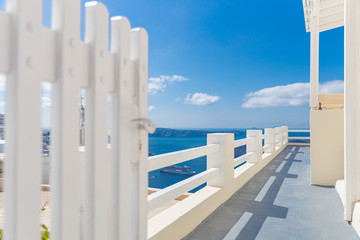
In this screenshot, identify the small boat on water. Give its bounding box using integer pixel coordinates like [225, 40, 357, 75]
[160, 165, 195, 175]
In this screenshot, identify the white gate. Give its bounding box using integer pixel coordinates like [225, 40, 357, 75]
[0, 0, 149, 239]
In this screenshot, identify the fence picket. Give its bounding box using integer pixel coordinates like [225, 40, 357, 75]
[40, 27, 56, 82]
[110, 16, 132, 240]
[84, 2, 111, 240]
[130, 28, 149, 240]
[51, 0, 82, 239]
[4, 0, 43, 239]
[0, 11, 10, 75]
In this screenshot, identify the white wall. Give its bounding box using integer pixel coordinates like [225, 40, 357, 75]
[310, 109, 344, 186]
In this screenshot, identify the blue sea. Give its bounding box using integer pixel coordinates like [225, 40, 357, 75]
[148, 128, 310, 193]
[148, 136, 208, 192]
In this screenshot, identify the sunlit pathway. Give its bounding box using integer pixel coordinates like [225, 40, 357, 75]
[184, 146, 359, 240]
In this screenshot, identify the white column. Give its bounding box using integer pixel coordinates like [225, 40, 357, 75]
[344, 0, 360, 221]
[282, 126, 288, 145]
[310, 0, 320, 109]
[275, 127, 283, 148]
[207, 133, 234, 187]
[264, 128, 275, 154]
[246, 130, 262, 163]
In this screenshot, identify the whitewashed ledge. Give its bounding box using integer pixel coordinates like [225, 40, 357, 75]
[148, 144, 287, 240]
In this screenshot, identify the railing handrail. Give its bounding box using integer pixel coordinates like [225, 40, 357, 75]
[288, 129, 310, 132]
[148, 144, 220, 172]
[234, 137, 253, 148]
[234, 152, 254, 167]
[148, 168, 220, 211]
[288, 137, 310, 139]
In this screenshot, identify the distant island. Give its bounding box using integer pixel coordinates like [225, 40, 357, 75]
[149, 128, 247, 138]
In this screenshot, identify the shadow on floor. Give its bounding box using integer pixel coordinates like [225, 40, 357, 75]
[233, 147, 301, 239]
[184, 146, 303, 240]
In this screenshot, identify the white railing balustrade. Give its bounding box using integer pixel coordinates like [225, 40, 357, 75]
[234, 136, 255, 167]
[234, 152, 255, 167]
[148, 143, 222, 211]
[148, 133, 232, 211]
[148, 168, 220, 211]
[148, 144, 220, 172]
[148, 126, 294, 239]
[234, 138, 252, 148]
[148, 127, 290, 213]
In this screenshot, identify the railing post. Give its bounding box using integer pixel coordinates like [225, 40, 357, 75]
[282, 126, 288, 145]
[275, 127, 282, 148]
[207, 133, 234, 187]
[246, 130, 262, 163]
[264, 128, 275, 154]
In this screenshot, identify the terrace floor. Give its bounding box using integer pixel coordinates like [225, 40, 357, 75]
[184, 146, 359, 240]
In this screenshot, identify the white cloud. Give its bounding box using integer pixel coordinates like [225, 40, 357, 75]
[165, 75, 189, 82]
[42, 82, 52, 94]
[319, 80, 344, 93]
[242, 80, 344, 109]
[184, 93, 220, 105]
[148, 77, 166, 94]
[41, 96, 52, 108]
[148, 75, 189, 94]
[148, 105, 156, 111]
[174, 97, 181, 102]
[41, 83, 52, 108]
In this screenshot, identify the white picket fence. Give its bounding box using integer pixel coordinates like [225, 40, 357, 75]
[0, 1, 149, 239]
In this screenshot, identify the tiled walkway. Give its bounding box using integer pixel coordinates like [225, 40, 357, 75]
[184, 146, 359, 240]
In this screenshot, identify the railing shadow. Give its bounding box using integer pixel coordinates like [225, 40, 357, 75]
[230, 146, 301, 239]
[184, 146, 303, 240]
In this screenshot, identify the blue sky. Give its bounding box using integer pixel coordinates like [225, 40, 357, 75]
[0, 0, 344, 129]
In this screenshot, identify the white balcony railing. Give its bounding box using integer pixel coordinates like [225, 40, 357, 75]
[148, 127, 290, 212]
[148, 145, 221, 211]
[148, 144, 220, 172]
[148, 127, 291, 239]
